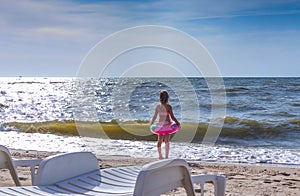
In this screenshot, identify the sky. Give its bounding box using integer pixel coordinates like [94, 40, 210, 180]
[0, 0, 300, 77]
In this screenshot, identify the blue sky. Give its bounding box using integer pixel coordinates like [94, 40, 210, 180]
[0, 0, 300, 77]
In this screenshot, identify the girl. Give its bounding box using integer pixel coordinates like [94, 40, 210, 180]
[150, 90, 180, 159]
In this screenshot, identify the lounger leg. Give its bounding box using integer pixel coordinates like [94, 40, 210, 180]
[216, 175, 226, 196]
[200, 183, 204, 196]
[8, 161, 21, 186]
[192, 174, 226, 196]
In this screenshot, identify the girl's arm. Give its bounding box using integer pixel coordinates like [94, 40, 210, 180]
[150, 105, 158, 125]
[168, 105, 180, 126]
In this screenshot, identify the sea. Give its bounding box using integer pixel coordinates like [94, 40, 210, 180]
[0, 77, 299, 166]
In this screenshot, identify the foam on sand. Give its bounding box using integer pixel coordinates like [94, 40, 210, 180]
[0, 131, 299, 166]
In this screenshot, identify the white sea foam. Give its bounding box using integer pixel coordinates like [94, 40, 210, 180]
[1, 131, 299, 166]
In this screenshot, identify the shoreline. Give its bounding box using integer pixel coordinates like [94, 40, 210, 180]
[2, 131, 299, 166]
[1, 149, 299, 195]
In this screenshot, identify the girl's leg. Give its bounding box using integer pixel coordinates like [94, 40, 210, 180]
[157, 135, 163, 159]
[164, 134, 170, 159]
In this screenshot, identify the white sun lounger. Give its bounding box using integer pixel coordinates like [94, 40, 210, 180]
[0, 151, 226, 195]
[0, 145, 42, 186]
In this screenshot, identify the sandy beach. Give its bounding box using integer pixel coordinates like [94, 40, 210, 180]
[1, 150, 299, 196]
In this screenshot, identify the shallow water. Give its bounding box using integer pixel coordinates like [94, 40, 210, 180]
[1, 131, 299, 166]
[0, 77, 299, 166]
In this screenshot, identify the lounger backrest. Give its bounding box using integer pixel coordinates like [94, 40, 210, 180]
[34, 151, 99, 186]
[0, 145, 11, 169]
[0, 145, 21, 186]
[133, 158, 195, 196]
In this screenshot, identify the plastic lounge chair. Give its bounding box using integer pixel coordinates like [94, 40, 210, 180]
[134, 158, 195, 195]
[3, 151, 140, 195]
[36, 151, 146, 195]
[0, 145, 42, 186]
[0, 151, 226, 195]
[134, 159, 226, 196]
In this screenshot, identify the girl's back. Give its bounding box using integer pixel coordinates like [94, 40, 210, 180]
[157, 104, 171, 123]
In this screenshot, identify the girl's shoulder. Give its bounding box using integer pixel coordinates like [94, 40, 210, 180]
[166, 104, 172, 110]
[157, 103, 172, 109]
[166, 103, 172, 108]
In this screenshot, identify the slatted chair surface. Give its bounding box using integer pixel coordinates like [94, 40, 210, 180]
[0, 151, 226, 196]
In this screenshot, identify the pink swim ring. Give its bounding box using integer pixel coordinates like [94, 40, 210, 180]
[150, 123, 180, 135]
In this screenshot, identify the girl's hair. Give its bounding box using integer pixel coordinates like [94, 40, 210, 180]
[159, 90, 169, 104]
